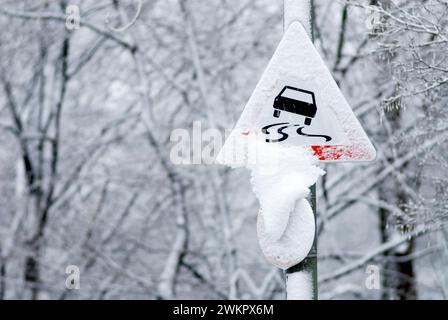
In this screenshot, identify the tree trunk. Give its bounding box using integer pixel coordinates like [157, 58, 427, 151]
[0, 248, 5, 300]
[379, 106, 417, 300]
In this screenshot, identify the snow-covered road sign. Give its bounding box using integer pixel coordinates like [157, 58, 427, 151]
[217, 21, 376, 163]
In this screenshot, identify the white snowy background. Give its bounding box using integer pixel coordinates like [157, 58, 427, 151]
[0, 0, 447, 300]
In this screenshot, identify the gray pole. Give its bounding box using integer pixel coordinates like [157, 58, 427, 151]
[285, 185, 317, 300]
[283, 0, 313, 38]
[283, 0, 317, 300]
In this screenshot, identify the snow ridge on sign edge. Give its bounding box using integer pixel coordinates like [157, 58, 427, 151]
[216, 21, 376, 167]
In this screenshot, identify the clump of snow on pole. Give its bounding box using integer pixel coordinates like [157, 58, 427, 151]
[243, 134, 323, 269]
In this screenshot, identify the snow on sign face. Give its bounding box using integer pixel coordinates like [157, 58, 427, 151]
[217, 22, 376, 164]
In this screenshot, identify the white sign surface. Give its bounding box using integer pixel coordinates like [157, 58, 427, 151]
[217, 22, 376, 163]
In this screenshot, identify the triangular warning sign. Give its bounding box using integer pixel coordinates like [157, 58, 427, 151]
[217, 22, 376, 164]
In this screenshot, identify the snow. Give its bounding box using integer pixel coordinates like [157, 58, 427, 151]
[246, 134, 324, 269]
[281, 88, 314, 103]
[257, 198, 315, 270]
[246, 134, 323, 241]
[286, 271, 313, 300]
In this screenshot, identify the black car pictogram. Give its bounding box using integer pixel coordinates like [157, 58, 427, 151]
[273, 86, 317, 126]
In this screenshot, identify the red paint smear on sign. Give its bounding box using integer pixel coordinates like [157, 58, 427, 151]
[311, 145, 353, 161]
[236, 133, 353, 160]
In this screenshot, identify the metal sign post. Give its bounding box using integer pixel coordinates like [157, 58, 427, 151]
[283, 0, 317, 301]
